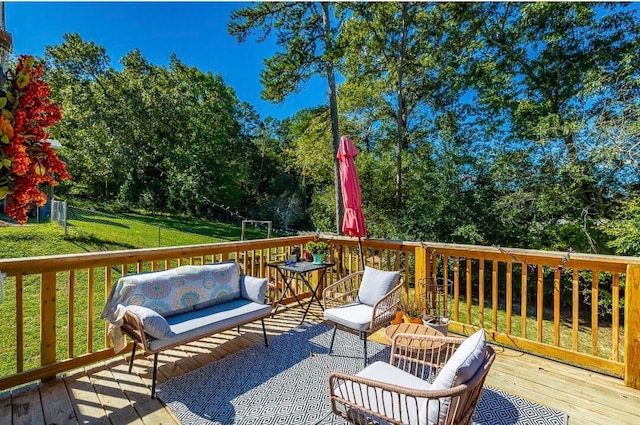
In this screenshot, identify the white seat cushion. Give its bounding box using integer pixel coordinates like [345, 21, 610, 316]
[324, 303, 373, 331]
[334, 361, 431, 424]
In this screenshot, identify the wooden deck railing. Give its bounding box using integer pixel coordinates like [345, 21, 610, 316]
[326, 236, 640, 389]
[0, 235, 639, 391]
[0, 236, 321, 392]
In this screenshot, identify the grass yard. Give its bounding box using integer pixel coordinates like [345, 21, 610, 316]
[0, 212, 276, 376]
[1, 210, 273, 259]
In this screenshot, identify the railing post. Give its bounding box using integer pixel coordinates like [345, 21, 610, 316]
[415, 245, 428, 310]
[625, 264, 640, 389]
[41, 272, 57, 381]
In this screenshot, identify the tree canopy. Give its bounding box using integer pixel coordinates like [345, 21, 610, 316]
[38, 3, 640, 256]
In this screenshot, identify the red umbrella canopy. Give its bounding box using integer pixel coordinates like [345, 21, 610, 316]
[337, 136, 366, 237]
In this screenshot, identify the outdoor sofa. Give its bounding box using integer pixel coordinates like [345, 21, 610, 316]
[102, 261, 271, 397]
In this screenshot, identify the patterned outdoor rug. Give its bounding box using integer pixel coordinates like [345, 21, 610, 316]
[157, 323, 568, 425]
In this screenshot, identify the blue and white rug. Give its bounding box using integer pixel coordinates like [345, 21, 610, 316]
[157, 323, 568, 425]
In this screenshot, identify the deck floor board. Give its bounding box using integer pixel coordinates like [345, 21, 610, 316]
[6, 304, 640, 425]
[39, 378, 77, 425]
[0, 391, 13, 425]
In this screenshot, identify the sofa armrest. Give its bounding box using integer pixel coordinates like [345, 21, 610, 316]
[241, 274, 268, 304]
[122, 309, 151, 352]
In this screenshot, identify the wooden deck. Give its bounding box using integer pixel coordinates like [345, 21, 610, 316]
[1, 304, 639, 425]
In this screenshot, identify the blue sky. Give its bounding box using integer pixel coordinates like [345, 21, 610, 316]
[5, 2, 326, 120]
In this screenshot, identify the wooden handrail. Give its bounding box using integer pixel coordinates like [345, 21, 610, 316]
[0, 236, 313, 276]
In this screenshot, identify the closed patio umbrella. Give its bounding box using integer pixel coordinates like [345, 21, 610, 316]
[337, 136, 366, 267]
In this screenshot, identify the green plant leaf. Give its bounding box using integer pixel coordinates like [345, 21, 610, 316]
[16, 73, 30, 88]
[0, 97, 7, 109]
[0, 185, 9, 199]
[1, 135, 8, 144]
[2, 109, 13, 120]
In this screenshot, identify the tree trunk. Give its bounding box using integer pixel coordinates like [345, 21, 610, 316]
[395, 4, 408, 208]
[321, 2, 344, 234]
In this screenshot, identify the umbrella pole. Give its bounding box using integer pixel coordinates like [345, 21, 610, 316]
[358, 237, 365, 269]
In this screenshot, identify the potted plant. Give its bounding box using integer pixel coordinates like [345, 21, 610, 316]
[421, 277, 452, 335]
[306, 241, 329, 264]
[399, 292, 424, 324]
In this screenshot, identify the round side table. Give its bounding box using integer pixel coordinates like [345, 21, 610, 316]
[384, 323, 445, 350]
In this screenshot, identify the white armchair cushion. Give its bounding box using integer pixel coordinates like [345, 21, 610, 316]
[356, 266, 400, 307]
[421, 329, 487, 425]
[335, 361, 431, 424]
[324, 303, 373, 331]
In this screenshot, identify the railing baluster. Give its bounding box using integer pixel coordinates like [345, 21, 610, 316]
[592, 269, 599, 356]
[492, 260, 498, 332]
[252, 249, 257, 275]
[572, 268, 579, 351]
[386, 249, 391, 271]
[16, 275, 23, 373]
[41, 272, 57, 380]
[612, 272, 620, 362]
[537, 266, 543, 342]
[442, 254, 449, 322]
[105, 266, 112, 348]
[506, 261, 512, 334]
[554, 268, 560, 347]
[521, 264, 527, 339]
[68, 270, 75, 358]
[453, 258, 459, 322]
[479, 259, 485, 329]
[466, 259, 472, 325]
[394, 248, 400, 275]
[88, 268, 95, 353]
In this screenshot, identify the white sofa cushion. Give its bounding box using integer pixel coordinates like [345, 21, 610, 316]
[356, 266, 400, 307]
[191, 262, 242, 309]
[148, 298, 271, 351]
[241, 275, 268, 304]
[126, 305, 176, 340]
[421, 329, 487, 425]
[110, 262, 242, 317]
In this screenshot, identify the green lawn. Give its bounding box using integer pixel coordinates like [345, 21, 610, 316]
[1, 211, 273, 259]
[0, 213, 276, 376]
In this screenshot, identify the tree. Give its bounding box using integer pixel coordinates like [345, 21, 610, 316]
[339, 2, 463, 208]
[45, 34, 257, 218]
[451, 3, 640, 248]
[228, 2, 345, 233]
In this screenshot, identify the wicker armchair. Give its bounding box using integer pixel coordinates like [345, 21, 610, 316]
[329, 331, 496, 425]
[323, 267, 403, 367]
